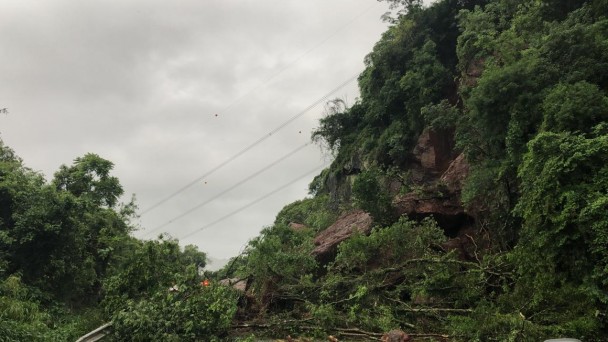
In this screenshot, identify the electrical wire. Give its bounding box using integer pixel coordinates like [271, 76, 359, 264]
[140, 4, 377, 215]
[142, 142, 312, 238]
[178, 163, 326, 240]
[140, 74, 358, 215]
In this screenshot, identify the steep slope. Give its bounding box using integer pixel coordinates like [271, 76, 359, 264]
[223, 0, 608, 340]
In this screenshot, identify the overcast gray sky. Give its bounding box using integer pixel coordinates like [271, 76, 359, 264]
[0, 0, 429, 260]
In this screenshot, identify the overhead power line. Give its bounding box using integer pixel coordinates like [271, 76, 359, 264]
[140, 74, 359, 215]
[142, 142, 312, 238]
[178, 163, 326, 241]
[140, 4, 377, 216]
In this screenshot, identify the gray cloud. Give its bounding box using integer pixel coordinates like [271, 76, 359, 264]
[0, 0, 396, 259]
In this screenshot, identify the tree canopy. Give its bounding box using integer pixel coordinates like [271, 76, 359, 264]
[2, 0, 608, 340]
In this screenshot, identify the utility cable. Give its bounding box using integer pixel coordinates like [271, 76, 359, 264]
[140, 74, 358, 215]
[178, 163, 326, 240]
[142, 142, 312, 237]
[140, 4, 376, 215]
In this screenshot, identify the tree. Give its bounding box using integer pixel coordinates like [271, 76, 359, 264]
[53, 153, 123, 208]
[110, 267, 238, 341]
[352, 168, 394, 225]
[181, 244, 207, 269]
[541, 81, 608, 133]
[512, 129, 608, 338]
[0, 147, 135, 303]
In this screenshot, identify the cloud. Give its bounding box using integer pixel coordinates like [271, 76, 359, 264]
[0, 0, 390, 259]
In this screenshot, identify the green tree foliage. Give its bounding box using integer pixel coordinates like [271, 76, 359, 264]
[181, 244, 207, 269]
[110, 270, 238, 342]
[53, 153, 123, 208]
[511, 129, 608, 338]
[312, 0, 484, 202]
[0, 139, 227, 340]
[0, 141, 165, 338]
[455, 0, 608, 248]
[311, 99, 360, 155]
[541, 81, 608, 133]
[0, 275, 56, 341]
[352, 168, 394, 224]
[540, 3, 608, 88]
[0, 146, 131, 302]
[239, 0, 608, 339]
[421, 100, 459, 130]
[274, 194, 337, 232]
[102, 235, 207, 314]
[307, 218, 486, 334]
[240, 223, 317, 310]
[0, 271, 104, 341]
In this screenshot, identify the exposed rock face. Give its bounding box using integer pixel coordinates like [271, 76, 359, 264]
[311, 130, 473, 265]
[463, 57, 485, 87]
[395, 134, 473, 238]
[394, 192, 463, 217]
[393, 190, 472, 237]
[412, 128, 457, 175]
[440, 153, 469, 192]
[395, 151, 470, 229]
[312, 210, 373, 263]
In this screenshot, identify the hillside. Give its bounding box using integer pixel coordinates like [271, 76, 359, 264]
[220, 0, 608, 340]
[1, 0, 607, 341]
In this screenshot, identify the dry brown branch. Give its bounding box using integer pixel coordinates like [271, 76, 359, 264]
[465, 233, 481, 264]
[335, 327, 383, 337]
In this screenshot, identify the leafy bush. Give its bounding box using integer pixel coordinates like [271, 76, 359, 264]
[242, 223, 317, 306]
[352, 168, 394, 225]
[541, 81, 608, 133]
[304, 218, 482, 333]
[0, 275, 99, 341]
[333, 217, 446, 272]
[102, 236, 208, 315]
[110, 278, 238, 341]
[274, 195, 336, 232]
[509, 129, 608, 338]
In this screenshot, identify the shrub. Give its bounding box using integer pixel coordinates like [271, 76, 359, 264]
[110, 280, 239, 341]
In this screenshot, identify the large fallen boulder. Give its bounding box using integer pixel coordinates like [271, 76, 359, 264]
[311, 210, 373, 263]
[393, 191, 464, 218]
[394, 147, 473, 235]
[393, 185, 473, 236]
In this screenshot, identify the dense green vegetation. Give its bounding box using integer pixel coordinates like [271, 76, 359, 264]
[223, 0, 608, 340]
[0, 142, 236, 341]
[2, 0, 607, 340]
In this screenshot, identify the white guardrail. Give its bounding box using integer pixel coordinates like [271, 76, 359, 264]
[75, 322, 112, 342]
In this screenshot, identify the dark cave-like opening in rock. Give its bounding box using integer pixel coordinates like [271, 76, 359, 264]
[410, 212, 474, 238]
